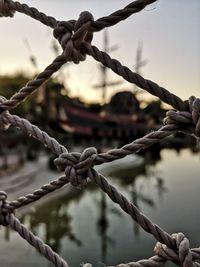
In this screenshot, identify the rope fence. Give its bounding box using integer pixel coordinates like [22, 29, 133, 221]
[0, 0, 199, 266]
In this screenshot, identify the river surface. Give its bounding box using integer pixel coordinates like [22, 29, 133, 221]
[0, 148, 200, 267]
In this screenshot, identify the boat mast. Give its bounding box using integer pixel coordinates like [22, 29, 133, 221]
[24, 39, 38, 74]
[102, 30, 108, 103]
[133, 42, 148, 95]
[93, 30, 122, 104]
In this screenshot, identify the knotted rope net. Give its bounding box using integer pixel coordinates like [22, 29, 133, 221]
[0, 0, 199, 266]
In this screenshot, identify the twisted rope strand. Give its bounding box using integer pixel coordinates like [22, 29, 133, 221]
[7, 213, 69, 267]
[91, 0, 157, 32]
[83, 255, 167, 267]
[88, 170, 200, 265]
[6, 0, 58, 28]
[6, 0, 156, 31]
[108, 256, 166, 267]
[96, 124, 180, 164]
[0, 54, 66, 111]
[2, 112, 67, 155]
[4, 175, 68, 211]
[83, 43, 188, 112]
[88, 168, 176, 250]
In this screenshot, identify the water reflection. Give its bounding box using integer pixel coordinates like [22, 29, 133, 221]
[21, 188, 85, 253]
[96, 193, 110, 264]
[29, 202, 81, 252]
[130, 179, 155, 237]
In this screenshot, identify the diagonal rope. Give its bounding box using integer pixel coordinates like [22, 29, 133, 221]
[6, 0, 58, 28]
[0, 54, 66, 111]
[7, 213, 69, 267]
[83, 43, 188, 112]
[3, 175, 68, 211]
[6, 0, 157, 31]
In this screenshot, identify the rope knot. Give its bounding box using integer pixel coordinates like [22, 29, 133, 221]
[0, 96, 10, 130]
[164, 96, 200, 139]
[0, 0, 15, 17]
[154, 233, 193, 267]
[54, 147, 97, 187]
[53, 11, 94, 64]
[0, 191, 9, 226]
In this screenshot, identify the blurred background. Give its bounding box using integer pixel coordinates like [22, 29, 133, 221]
[0, 1, 200, 266]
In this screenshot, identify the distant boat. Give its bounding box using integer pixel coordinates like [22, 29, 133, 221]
[55, 91, 149, 140]
[41, 33, 165, 140]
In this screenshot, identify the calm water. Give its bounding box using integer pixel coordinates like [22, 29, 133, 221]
[1, 148, 200, 267]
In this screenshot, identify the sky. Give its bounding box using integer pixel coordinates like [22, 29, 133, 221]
[0, 0, 199, 104]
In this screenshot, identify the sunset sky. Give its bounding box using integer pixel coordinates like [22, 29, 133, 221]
[0, 0, 199, 104]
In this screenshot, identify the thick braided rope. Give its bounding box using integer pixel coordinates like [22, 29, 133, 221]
[0, 55, 66, 111]
[3, 175, 68, 211]
[0, 191, 69, 266]
[107, 256, 166, 267]
[84, 232, 200, 266]
[5, 0, 157, 30]
[1, 110, 67, 155]
[89, 168, 175, 249]
[7, 213, 69, 267]
[0, 0, 199, 266]
[83, 43, 188, 111]
[5, 0, 58, 27]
